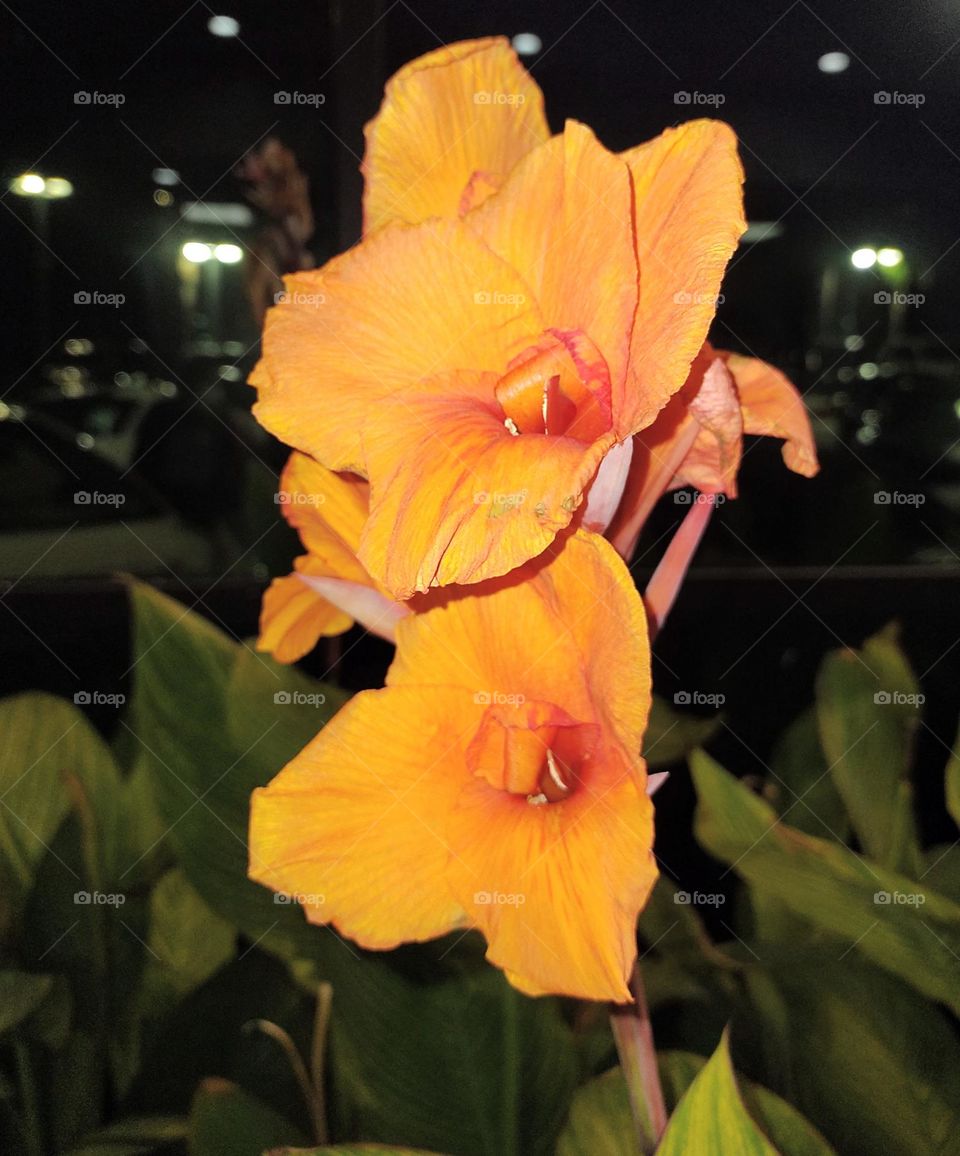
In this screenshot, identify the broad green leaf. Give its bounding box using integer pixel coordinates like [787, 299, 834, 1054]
[189, 1078, 305, 1156]
[691, 749, 960, 1014]
[64, 1115, 187, 1155]
[657, 1032, 778, 1155]
[127, 581, 578, 1156]
[143, 868, 235, 1004]
[267, 1148, 442, 1155]
[0, 970, 53, 1034]
[556, 1065, 638, 1156]
[945, 718, 960, 828]
[766, 710, 848, 841]
[741, 954, 960, 1156]
[642, 696, 720, 767]
[0, 693, 122, 904]
[815, 624, 920, 871]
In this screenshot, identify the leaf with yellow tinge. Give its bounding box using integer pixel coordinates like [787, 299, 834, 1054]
[657, 1032, 779, 1156]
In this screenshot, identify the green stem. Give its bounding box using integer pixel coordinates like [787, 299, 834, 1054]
[610, 963, 668, 1154]
[13, 1041, 44, 1156]
[310, 983, 333, 1145]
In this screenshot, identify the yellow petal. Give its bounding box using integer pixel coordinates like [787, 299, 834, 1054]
[619, 120, 746, 434]
[251, 218, 542, 472]
[257, 566, 353, 664]
[362, 37, 549, 233]
[249, 686, 470, 948]
[468, 121, 638, 393]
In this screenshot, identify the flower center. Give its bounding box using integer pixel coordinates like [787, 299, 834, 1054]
[465, 698, 600, 805]
[495, 329, 613, 443]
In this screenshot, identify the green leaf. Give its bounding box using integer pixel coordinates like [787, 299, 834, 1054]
[0, 693, 122, 905]
[766, 710, 849, 841]
[189, 1078, 305, 1156]
[944, 718, 960, 828]
[691, 749, 960, 1015]
[142, 868, 235, 1005]
[642, 696, 720, 767]
[64, 1115, 187, 1155]
[266, 1148, 443, 1155]
[657, 1032, 779, 1155]
[0, 970, 53, 1035]
[556, 1065, 638, 1156]
[740, 954, 960, 1156]
[815, 624, 920, 871]
[126, 581, 578, 1156]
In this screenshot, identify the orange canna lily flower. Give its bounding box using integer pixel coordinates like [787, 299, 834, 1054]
[251, 37, 746, 599]
[249, 529, 657, 1001]
[257, 452, 406, 663]
[607, 345, 819, 561]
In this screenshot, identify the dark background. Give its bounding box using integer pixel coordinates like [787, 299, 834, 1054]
[2, 0, 960, 856]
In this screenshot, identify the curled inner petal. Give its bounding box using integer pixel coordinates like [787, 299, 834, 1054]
[495, 329, 613, 442]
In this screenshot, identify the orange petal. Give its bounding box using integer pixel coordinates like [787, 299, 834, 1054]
[619, 120, 746, 434]
[257, 566, 353, 664]
[721, 351, 819, 477]
[446, 751, 656, 1000]
[468, 121, 638, 395]
[250, 218, 543, 472]
[249, 686, 470, 948]
[357, 372, 615, 596]
[362, 37, 549, 234]
[673, 355, 744, 496]
[277, 453, 370, 583]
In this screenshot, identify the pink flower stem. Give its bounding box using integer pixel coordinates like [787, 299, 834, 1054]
[610, 962, 668, 1153]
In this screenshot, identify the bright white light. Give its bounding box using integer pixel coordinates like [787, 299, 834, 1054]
[12, 173, 46, 196]
[851, 247, 877, 269]
[182, 242, 212, 263]
[214, 243, 243, 264]
[43, 177, 73, 199]
[818, 52, 850, 74]
[877, 247, 904, 267]
[208, 14, 239, 37]
[512, 32, 542, 56]
[152, 167, 180, 186]
[742, 220, 785, 243]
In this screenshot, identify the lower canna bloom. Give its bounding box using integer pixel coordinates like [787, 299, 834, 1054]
[250, 530, 657, 1001]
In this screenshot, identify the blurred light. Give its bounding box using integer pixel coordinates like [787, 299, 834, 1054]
[742, 220, 785, 243]
[844, 334, 865, 351]
[11, 173, 46, 196]
[214, 242, 243, 264]
[65, 338, 94, 356]
[877, 246, 904, 267]
[954, 399, 960, 421]
[114, 372, 131, 387]
[851, 247, 877, 269]
[856, 425, 879, 446]
[208, 14, 239, 37]
[837, 367, 856, 384]
[181, 241, 212, 263]
[76, 432, 95, 450]
[153, 189, 174, 207]
[0, 402, 10, 422]
[180, 201, 254, 226]
[512, 32, 542, 56]
[152, 167, 180, 186]
[158, 381, 178, 398]
[218, 364, 243, 381]
[43, 177, 73, 198]
[818, 52, 850, 74]
[859, 362, 879, 380]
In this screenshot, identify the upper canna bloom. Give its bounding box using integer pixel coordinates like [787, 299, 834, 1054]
[251, 37, 746, 598]
[250, 530, 657, 1001]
